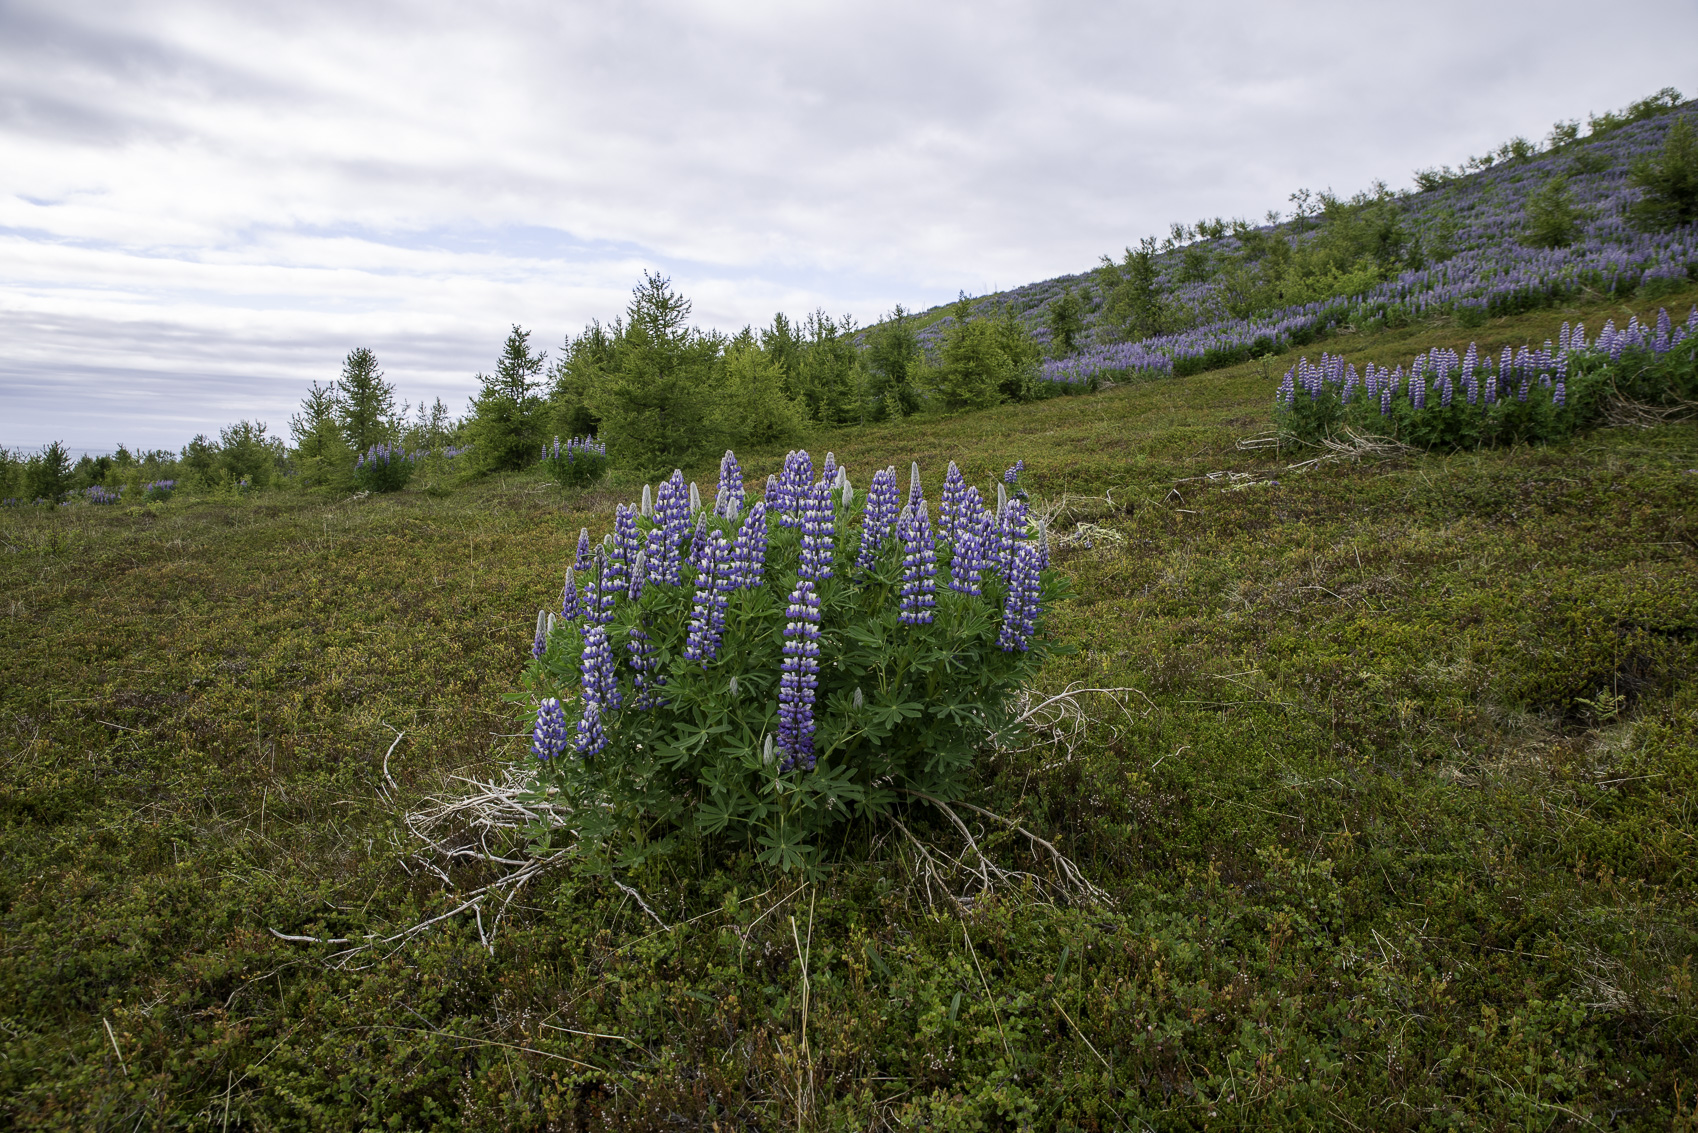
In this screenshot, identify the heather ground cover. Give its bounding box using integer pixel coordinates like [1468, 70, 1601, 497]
[3, 292, 1697, 1130]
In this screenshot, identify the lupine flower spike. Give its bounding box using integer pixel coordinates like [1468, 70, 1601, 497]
[531, 698, 570, 760]
[777, 577, 821, 771]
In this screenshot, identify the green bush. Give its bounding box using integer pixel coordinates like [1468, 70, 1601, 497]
[524, 453, 1060, 872]
[352, 444, 416, 493]
[541, 435, 608, 488]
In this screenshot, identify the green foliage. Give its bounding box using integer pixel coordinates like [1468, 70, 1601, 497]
[861, 305, 923, 420]
[351, 444, 416, 493]
[334, 347, 396, 453]
[594, 275, 723, 479]
[928, 299, 1039, 411]
[1522, 174, 1584, 248]
[1042, 287, 1084, 355]
[289, 380, 353, 490]
[795, 310, 861, 425]
[1096, 238, 1169, 340]
[22, 441, 71, 502]
[1627, 116, 1698, 231]
[466, 325, 548, 473]
[541, 436, 608, 488]
[216, 421, 283, 489]
[714, 344, 809, 450]
[530, 480, 1057, 872]
[1586, 85, 1685, 139]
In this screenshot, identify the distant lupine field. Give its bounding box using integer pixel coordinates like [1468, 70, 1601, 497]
[1274, 306, 1697, 448]
[921, 103, 1698, 390]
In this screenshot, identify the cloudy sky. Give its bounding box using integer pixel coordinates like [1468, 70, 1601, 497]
[2, 0, 1694, 453]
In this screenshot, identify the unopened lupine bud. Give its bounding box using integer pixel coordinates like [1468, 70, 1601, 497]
[689, 481, 701, 514]
[909, 462, 922, 507]
[729, 675, 739, 697]
[763, 733, 775, 766]
[642, 485, 653, 517]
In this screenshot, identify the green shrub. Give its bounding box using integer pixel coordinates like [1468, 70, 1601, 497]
[524, 453, 1060, 872]
[351, 444, 417, 493]
[541, 435, 608, 488]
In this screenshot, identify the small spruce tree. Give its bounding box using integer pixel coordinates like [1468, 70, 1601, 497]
[335, 348, 396, 453]
[467, 326, 548, 472]
[1627, 116, 1698, 232]
[1522, 175, 1583, 248]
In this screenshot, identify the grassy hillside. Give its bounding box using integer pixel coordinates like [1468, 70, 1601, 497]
[3, 287, 1697, 1129]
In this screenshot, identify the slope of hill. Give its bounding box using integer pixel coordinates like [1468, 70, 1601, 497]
[2, 283, 1694, 1127]
[904, 93, 1698, 390]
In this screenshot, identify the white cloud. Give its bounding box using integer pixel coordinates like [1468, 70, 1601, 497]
[2, 0, 1695, 450]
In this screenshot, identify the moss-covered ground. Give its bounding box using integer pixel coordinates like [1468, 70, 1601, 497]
[4, 289, 1697, 1130]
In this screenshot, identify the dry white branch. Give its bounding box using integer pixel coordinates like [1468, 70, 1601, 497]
[1285, 429, 1413, 471]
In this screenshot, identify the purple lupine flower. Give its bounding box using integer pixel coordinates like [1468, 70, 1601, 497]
[580, 622, 620, 711]
[573, 527, 593, 571]
[821, 451, 837, 489]
[764, 473, 779, 509]
[627, 621, 661, 708]
[897, 502, 937, 625]
[939, 461, 967, 543]
[775, 450, 812, 527]
[732, 500, 770, 588]
[687, 511, 711, 576]
[777, 577, 821, 771]
[560, 567, 582, 620]
[574, 699, 607, 758]
[907, 461, 923, 509]
[717, 450, 745, 517]
[998, 542, 1042, 652]
[628, 550, 647, 602]
[710, 530, 735, 631]
[798, 479, 835, 582]
[614, 504, 642, 569]
[949, 488, 989, 596]
[532, 609, 549, 659]
[684, 529, 727, 665]
[652, 471, 690, 584]
[582, 548, 616, 626]
[1553, 381, 1566, 407]
[531, 697, 570, 760]
[857, 467, 899, 570]
[996, 496, 1028, 579]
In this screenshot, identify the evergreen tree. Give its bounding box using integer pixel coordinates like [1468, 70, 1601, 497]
[715, 343, 808, 450]
[595, 273, 720, 478]
[24, 441, 72, 501]
[760, 312, 805, 406]
[861, 305, 922, 420]
[1522, 175, 1583, 247]
[181, 435, 219, 486]
[1044, 287, 1084, 355]
[549, 320, 617, 440]
[1097, 239, 1168, 341]
[798, 310, 861, 425]
[467, 325, 548, 472]
[1628, 117, 1698, 231]
[931, 299, 1009, 412]
[291, 380, 352, 489]
[335, 347, 396, 453]
[218, 421, 281, 488]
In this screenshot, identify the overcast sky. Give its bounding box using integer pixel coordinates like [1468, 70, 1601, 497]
[2, 0, 1695, 453]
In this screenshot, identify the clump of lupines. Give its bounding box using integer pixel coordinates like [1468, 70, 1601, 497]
[352, 443, 418, 493]
[1275, 306, 1697, 449]
[524, 449, 1061, 871]
[543, 435, 608, 487]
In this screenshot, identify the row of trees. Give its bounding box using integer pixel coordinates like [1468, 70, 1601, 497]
[464, 274, 1048, 479]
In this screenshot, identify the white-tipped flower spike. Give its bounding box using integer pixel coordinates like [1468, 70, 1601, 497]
[689, 481, 701, 514]
[629, 550, 647, 600]
[546, 612, 556, 636]
[835, 465, 848, 489]
[535, 609, 547, 640]
[997, 482, 1008, 518]
[642, 484, 653, 517]
[909, 462, 922, 503]
[763, 733, 775, 766]
[853, 686, 864, 710]
[842, 482, 854, 509]
[728, 674, 739, 697]
[714, 486, 728, 516]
